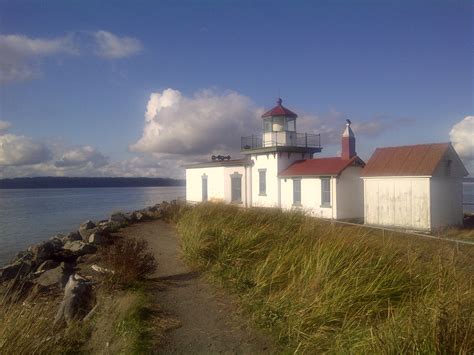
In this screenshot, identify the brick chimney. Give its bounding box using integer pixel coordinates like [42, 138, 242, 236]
[341, 119, 356, 160]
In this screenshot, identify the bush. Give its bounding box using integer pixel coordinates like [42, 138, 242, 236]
[100, 237, 157, 288]
[177, 203, 474, 353]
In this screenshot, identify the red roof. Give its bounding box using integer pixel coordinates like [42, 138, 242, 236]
[279, 156, 365, 177]
[361, 143, 451, 177]
[261, 98, 298, 118]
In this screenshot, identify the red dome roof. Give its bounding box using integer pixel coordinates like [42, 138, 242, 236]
[261, 98, 298, 119]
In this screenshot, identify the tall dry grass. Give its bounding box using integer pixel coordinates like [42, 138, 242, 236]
[177, 203, 474, 353]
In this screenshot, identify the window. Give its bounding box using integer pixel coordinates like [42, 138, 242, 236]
[321, 177, 331, 207]
[264, 119, 272, 133]
[202, 174, 208, 202]
[258, 169, 266, 195]
[293, 179, 301, 205]
[231, 172, 242, 203]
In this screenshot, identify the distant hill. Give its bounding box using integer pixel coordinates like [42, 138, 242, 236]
[0, 177, 185, 189]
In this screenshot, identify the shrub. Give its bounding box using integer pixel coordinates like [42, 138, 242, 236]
[100, 237, 157, 288]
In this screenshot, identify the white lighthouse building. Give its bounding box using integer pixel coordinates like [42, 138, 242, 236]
[185, 98, 365, 220]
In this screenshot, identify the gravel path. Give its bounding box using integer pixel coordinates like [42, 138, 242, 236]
[121, 220, 276, 354]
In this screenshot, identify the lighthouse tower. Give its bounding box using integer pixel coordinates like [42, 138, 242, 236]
[241, 98, 322, 207]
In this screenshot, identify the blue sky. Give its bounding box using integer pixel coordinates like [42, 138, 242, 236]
[0, 0, 472, 178]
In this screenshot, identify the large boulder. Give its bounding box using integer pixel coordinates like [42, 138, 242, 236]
[63, 241, 97, 257]
[36, 259, 60, 273]
[29, 240, 62, 264]
[79, 220, 97, 241]
[63, 231, 82, 242]
[55, 274, 94, 325]
[35, 263, 70, 288]
[109, 212, 128, 225]
[0, 261, 32, 282]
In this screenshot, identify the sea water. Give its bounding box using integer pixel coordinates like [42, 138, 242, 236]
[0, 186, 185, 265]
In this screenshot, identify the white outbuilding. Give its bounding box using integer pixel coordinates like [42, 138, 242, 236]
[361, 143, 469, 231]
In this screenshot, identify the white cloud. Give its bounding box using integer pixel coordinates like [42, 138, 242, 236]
[131, 88, 261, 156]
[0, 120, 11, 132]
[94, 31, 142, 59]
[55, 145, 108, 168]
[450, 116, 474, 162]
[0, 134, 51, 166]
[0, 33, 78, 83]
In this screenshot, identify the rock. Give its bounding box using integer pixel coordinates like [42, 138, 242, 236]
[64, 231, 82, 242]
[133, 211, 145, 221]
[79, 227, 98, 241]
[109, 212, 128, 224]
[9, 250, 33, 264]
[79, 220, 97, 241]
[35, 263, 70, 288]
[88, 232, 107, 245]
[63, 241, 97, 257]
[55, 274, 94, 325]
[36, 259, 60, 273]
[80, 220, 96, 230]
[29, 240, 62, 264]
[0, 261, 32, 282]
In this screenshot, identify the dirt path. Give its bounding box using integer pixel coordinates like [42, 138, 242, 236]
[121, 220, 276, 354]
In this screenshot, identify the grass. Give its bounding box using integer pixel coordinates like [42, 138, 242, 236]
[113, 285, 158, 354]
[177, 203, 474, 353]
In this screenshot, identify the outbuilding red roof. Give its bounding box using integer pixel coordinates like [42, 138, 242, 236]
[279, 156, 365, 177]
[261, 98, 298, 118]
[361, 143, 451, 177]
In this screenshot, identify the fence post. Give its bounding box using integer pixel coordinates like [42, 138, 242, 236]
[305, 133, 308, 147]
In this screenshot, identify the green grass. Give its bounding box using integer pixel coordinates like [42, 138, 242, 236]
[177, 203, 474, 354]
[114, 285, 156, 354]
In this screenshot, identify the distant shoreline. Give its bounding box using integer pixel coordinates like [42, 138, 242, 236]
[0, 176, 185, 189]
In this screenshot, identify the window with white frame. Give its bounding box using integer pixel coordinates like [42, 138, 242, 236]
[293, 178, 301, 205]
[258, 169, 266, 195]
[321, 177, 331, 206]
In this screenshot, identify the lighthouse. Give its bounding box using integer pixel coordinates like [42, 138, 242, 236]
[241, 98, 322, 208]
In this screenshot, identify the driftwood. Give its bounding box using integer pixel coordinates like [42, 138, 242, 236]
[54, 274, 93, 325]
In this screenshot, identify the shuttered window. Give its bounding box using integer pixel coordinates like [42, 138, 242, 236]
[231, 172, 242, 203]
[293, 179, 301, 205]
[258, 169, 266, 195]
[321, 177, 331, 206]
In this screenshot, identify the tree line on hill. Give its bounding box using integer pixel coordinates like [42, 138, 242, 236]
[0, 177, 185, 189]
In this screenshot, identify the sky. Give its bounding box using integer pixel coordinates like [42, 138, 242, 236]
[0, 0, 472, 178]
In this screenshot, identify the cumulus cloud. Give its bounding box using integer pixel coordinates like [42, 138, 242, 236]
[94, 31, 142, 59]
[0, 33, 78, 83]
[131, 89, 261, 156]
[0, 134, 52, 166]
[55, 145, 108, 168]
[450, 116, 474, 162]
[0, 120, 11, 132]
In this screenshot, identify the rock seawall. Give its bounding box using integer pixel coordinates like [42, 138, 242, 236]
[0, 200, 179, 324]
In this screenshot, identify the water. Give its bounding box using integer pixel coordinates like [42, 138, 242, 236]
[0, 186, 185, 265]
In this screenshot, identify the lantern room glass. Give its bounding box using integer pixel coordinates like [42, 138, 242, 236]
[263, 116, 296, 132]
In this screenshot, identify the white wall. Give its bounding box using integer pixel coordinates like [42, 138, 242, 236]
[336, 166, 364, 219]
[363, 177, 431, 230]
[280, 177, 336, 218]
[250, 152, 304, 208]
[430, 177, 464, 229]
[186, 166, 248, 205]
[186, 167, 225, 203]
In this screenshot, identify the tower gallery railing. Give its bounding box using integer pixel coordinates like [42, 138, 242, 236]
[241, 133, 321, 150]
